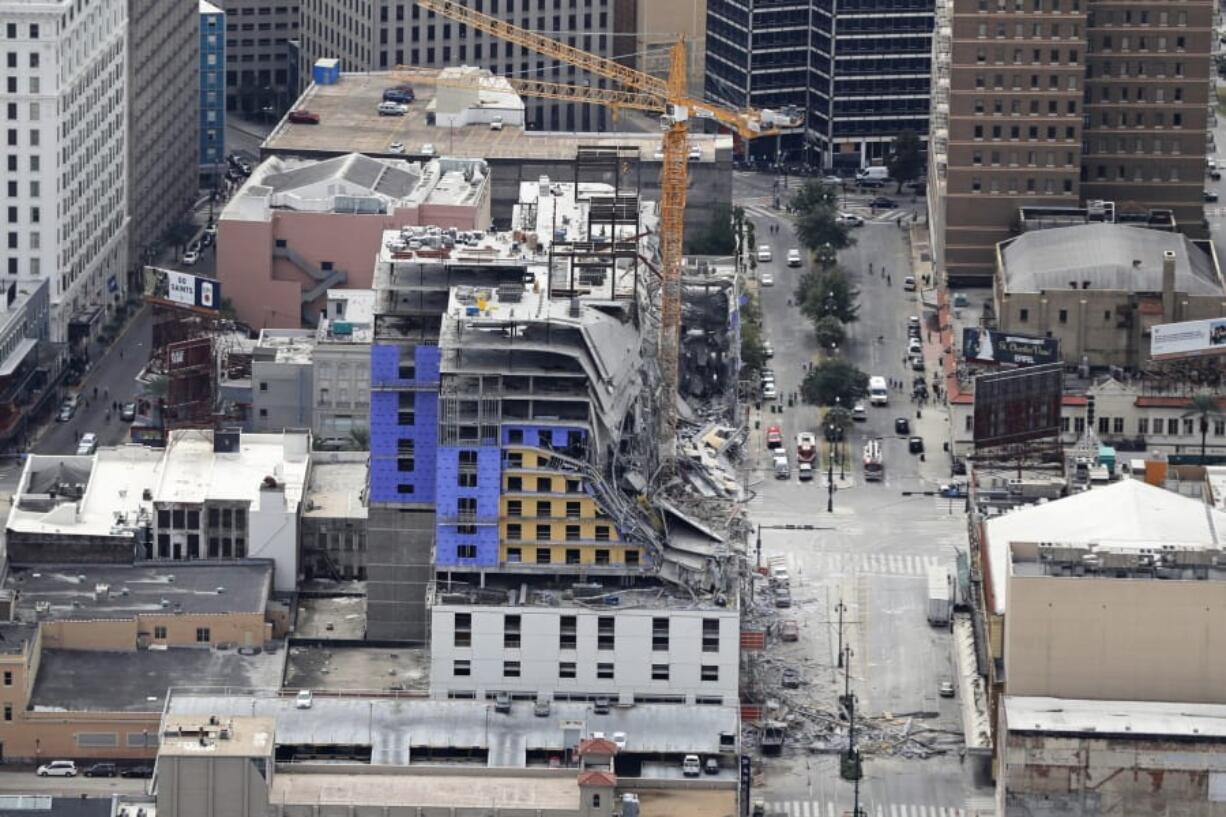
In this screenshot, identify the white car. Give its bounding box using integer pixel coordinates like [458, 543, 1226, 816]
[688, 145, 702, 161]
[763, 340, 775, 358]
[836, 212, 865, 227]
[760, 271, 774, 286]
[388, 141, 405, 154]
[757, 244, 772, 262]
[904, 275, 916, 291]
[490, 115, 504, 131]
[682, 754, 702, 777]
[822, 175, 844, 186]
[786, 249, 802, 267]
[653, 149, 665, 161]
[295, 689, 313, 709]
[852, 402, 868, 421]
[37, 761, 77, 777]
[182, 250, 199, 266]
[612, 731, 628, 751]
[377, 101, 408, 116]
[762, 382, 778, 400]
[76, 432, 97, 456]
[908, 337, 922, 354]
[421, 143, 436, 156]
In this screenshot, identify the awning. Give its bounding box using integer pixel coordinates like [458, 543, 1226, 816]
[953, 612, 994, 755]
[0, 338, 37, 377]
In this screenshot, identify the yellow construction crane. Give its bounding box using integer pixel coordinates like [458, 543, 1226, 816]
[413, 0, 794, 465]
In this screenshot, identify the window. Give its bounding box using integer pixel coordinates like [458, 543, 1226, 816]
[565, 548, 580, 564]
[536, 547, 552, 563]
[2, 671, 10, 686]
[537, 500, 553, 518]
[195, 628, 211, 643]
[1098, 417, 1109, 434]
[703, 619, 720, 653]
[597, 662, 614, 679]
[595, 525, 610, 542]
[651, 664, 670, 681]
[1019, 308, 1029, 322]
[1216, 420, 1226, 437]
[457, 544, 476, 559]
[559, 661, 576, 678]
[454, 613, 472, 647]
[598, 616, 615, 650]
[701, 666, 720, 682]
[1138, 418, 1149, 435]
[1058, 309, 1068, 324]
[626, 550, 639, 567]
[535, 525, 551, 542]
[1185, 418, 1196, 436]
[506, 547, 522, 562]
[504, 614, 521, 648]
[503, 660, 521, 678]
[506, 523, 522, 540]
[454, 659, 471, 676]
[559, 615, 577, 649]
[652, 617, 669, 650]
[3, 704, 10, 721]
[507, 500, 522, 517]
[565, 500, 581, 519]
[565, 524, 581, 541]
[1168, 418, 1180, 435]
[507, 476, 522, 491]
[536, 477, 552, 492]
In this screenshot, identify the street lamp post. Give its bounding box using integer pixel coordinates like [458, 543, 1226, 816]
[835, 598, 846, 668]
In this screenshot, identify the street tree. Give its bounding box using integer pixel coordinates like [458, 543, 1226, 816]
[1185, 393, 1224, 463]
[814, 315, 846, 350]
[887, 130, 924, 193]
[789, 179, 839, 213]
[687, 203, 736, 255]
[795, 267, 861, 324]
[789, 179, 853, 257]
[739, 295, 768, 374]
[802, 360, 869, 407]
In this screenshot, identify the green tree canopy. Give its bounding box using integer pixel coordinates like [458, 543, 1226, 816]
[795, 267, 861, 324]
[802, 361, 869, 408]
[687, 203, 736, 255]
[789, 180, 853, 256]
[814, 315, 846, 350]
[739, 294, 767, 375]
[887, 130, 924, 192]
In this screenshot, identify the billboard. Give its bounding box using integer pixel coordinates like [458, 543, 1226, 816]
[973, 362, 1064, 449]
[962, 328, 1060, 366]
[166, 270, 221, 312]
[1150, 318, 1226, 360]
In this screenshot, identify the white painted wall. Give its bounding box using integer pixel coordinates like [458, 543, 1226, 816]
[430, 603, 740, 705]
[249, 486, 297, 590]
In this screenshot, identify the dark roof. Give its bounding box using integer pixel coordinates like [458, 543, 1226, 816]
[30, 647, 286, 712]
[0, 796, 113, 817]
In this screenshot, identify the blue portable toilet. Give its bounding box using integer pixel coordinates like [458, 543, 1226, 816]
[313, 58, 340, 86]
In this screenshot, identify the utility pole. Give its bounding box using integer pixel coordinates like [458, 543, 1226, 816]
[835, 598, 846, 668]
[839, 644, 864, 815]
[827, 441, 835, 513]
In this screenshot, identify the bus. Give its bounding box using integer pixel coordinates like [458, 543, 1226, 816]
[863, 438, 884, 481]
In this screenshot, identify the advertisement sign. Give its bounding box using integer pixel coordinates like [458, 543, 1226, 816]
[963, 328, 1060, 367]
[1150, 318, 1226, 360]
[166, 270, 221, 312]
[973, 363, 1064, 449]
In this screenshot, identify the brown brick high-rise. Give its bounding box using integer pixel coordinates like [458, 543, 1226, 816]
[929, 0, 1211, 285]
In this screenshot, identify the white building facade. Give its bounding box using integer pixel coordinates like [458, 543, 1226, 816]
[429, 600, 741, 706]
[1, 0, 129, 343]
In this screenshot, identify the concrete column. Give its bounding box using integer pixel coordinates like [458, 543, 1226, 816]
[1161, 250, 1177, 323]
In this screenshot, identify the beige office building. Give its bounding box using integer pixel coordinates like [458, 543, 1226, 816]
[930, 0, 1212, 285]
[128, 0, 201, 273]
[638, 0, 707, 93]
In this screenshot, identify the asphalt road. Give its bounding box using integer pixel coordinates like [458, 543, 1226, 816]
[736, 171, 993, 816]
[0, 769, 149, 796]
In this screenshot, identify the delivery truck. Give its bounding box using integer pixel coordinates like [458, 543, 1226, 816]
[926, 565, 953, 627]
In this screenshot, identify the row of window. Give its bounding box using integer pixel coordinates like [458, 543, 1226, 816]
[970, 177, 1075, 194]
[975, 21, 1082, 39]
[973, 149, 1076, 166]
[505, 500, 598, 520]
[968, 123, 1077, 140]
[973, 97, 1078, 116]
[3, 24, 40, 39]
[154, 536, 247, 559]
[976, 0, 1082, 13]
[505, 524, 613, 542]
[453, 659, 722, 682]
[504, 546, 634, 565]
[157, 507, 246, 529]
[454, 614, 720, 651]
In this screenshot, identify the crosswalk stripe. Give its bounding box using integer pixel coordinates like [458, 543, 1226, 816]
[764, 803, 971, 817]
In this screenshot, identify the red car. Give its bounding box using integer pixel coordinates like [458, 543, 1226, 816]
[766, 425, 783, 450]
[287, 109, 320, 124]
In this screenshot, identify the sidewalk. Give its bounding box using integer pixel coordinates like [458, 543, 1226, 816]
[907, 221, 956, 484]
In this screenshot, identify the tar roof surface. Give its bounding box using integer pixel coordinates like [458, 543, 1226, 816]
[7, 562, 272, 621]
[283, 644, 429, 692]
[265, 73, 726, 161]
[168, 694, 738, 766]
[270, 772, 578, 811]
[31, 647, 286, 712]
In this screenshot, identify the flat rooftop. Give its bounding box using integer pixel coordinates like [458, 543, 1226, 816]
[632, 789, 738, 817]
[160, 715, 275, 758]
[303, 457, 368, 520]
[429, 575, 738, 612]
[31, 647, 286, 712]
[256, 329, 316, 365]
[283, 644, 428, 693]
[6, 562, 272, 622]
[167, 693, 739, 766]
[1005, 695, 1226, 740]
[8, 430, 310, 539]
[293, 594, 366, 639]
[270, 772, 578, 812]
[264, 72, 730, 162]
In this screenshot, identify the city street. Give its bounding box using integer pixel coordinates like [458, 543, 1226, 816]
[735, 172, 994, 817]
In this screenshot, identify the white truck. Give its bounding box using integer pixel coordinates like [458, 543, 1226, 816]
[926, 565, 953, 627]
[868, 376, 889, 406]
[856, 166, 890, 182]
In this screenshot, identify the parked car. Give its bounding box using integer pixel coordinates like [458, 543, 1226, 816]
[774, 588, 792, 608]
[377, 101, 408, 116]
[835, 212, 864, 227]
[612, 731, 628, 751]
[382, 85, 415, 104]
[763, 340, 774, 358]
[869, 196, 897, 209]
[494, 692, 511, 713]
[682, 755, 702, 777]
[704, 757, 721, 775]
[1207, 190, 1220, 203]
[120, 766, 154, 779]
[938, 680, 956, 698]
[84, 763, 116, 778]
[534, 698, 551, 717]
[296, 689, 313, 709]
[909, 436, 925, 454]
[760, 271, 774, 287]
[781, 668, 801, 688]
[952, 458, 967, 476]
[910, 354, 926, 371]
[491, 115, 505, 131]
[895, 417, 910, 435]
[388, 142, 405, 154]
[37, 761, 77, 777]
[904, 275, 917, 291]
[780, 620, 799, 642]
[1212, 170, 1223, 181]
[203, 222, 217, 239]
[786, 249, 802, 267]
[121, 402, 136, 422]
[421, 143, 436, 156]
[57, 397, 77, 422]
[287, 109, 320, 124]
[688, 145, 702, 161]
[182, 249, 199, 266]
